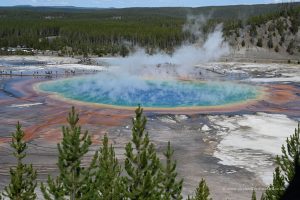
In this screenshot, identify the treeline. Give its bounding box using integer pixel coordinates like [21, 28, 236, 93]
[1, 106, 300, 200]
[1, 4, 294, 21]
[0, 17, 187, 56]
[0, 3, 299, 56]
[246, 4, 300, 41]
[247, 4, 300, 28]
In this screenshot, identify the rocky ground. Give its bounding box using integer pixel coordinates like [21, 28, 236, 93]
[0, 55, 299, 199]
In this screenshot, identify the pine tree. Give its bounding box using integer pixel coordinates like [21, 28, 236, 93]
[267, 37, 273, 48]
[287, 41, 294, 55]
[41, 106, 93, 200]
[187, 195, 193, 200]
[264, 167, 285, 200]
[241, 40, 245, 47]
[276, 123, 300, 183]
[2, 122, 37, 200]
[120, 45, 129, 57]
[90, 134, 124, 200]
[190, 179, 212, 200]
[263, 123, 300, 200]
[257, 38, 263, 47]
[160, 141, 183, 200]
[124, 106, 161, 200]
[251, 189, 257, 200]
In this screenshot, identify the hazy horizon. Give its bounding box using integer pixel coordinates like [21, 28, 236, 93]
[0, 0, 299, 8]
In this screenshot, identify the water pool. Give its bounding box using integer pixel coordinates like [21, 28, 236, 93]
[39, 76, 261, 108]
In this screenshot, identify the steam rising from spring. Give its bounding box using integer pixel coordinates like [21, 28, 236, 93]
[106, 20, 230, 78]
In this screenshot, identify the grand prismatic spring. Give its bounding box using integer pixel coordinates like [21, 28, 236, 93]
[38, 75, 261, 109]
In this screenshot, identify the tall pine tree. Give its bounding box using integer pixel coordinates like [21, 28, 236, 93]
[160, 141, 183, 200]
[89, 134, 124, 200]
[263, 123, 300, 200]
[2, 122, 37, 200]
[264, 167, 285, 200]
[41, 106, 93, 200]
[276, 123, 300, 183]
[124, 106, 161, 200]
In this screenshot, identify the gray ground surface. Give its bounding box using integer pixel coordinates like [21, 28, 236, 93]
[0, 56, 300, 199]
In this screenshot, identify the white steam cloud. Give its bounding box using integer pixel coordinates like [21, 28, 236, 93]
[105, 20, 229, 78]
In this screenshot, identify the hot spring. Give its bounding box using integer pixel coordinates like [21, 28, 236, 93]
[38, 74, 262, 109]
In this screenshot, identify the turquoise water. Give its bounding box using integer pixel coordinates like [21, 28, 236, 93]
[39, 76, 260, 108]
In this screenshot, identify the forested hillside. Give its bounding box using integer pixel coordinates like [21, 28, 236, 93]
[0, 3, 299, 56]
[226, 4, 300, 56]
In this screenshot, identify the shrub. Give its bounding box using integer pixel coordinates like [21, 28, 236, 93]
[287, 41, 294, 55]
[257, 38, 263, 47]
[241, 40, 246, 47]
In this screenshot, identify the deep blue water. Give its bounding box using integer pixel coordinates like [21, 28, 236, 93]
[39, 76, 260, 108]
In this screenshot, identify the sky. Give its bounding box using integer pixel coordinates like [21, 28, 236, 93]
[0, 0, 298, 8]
